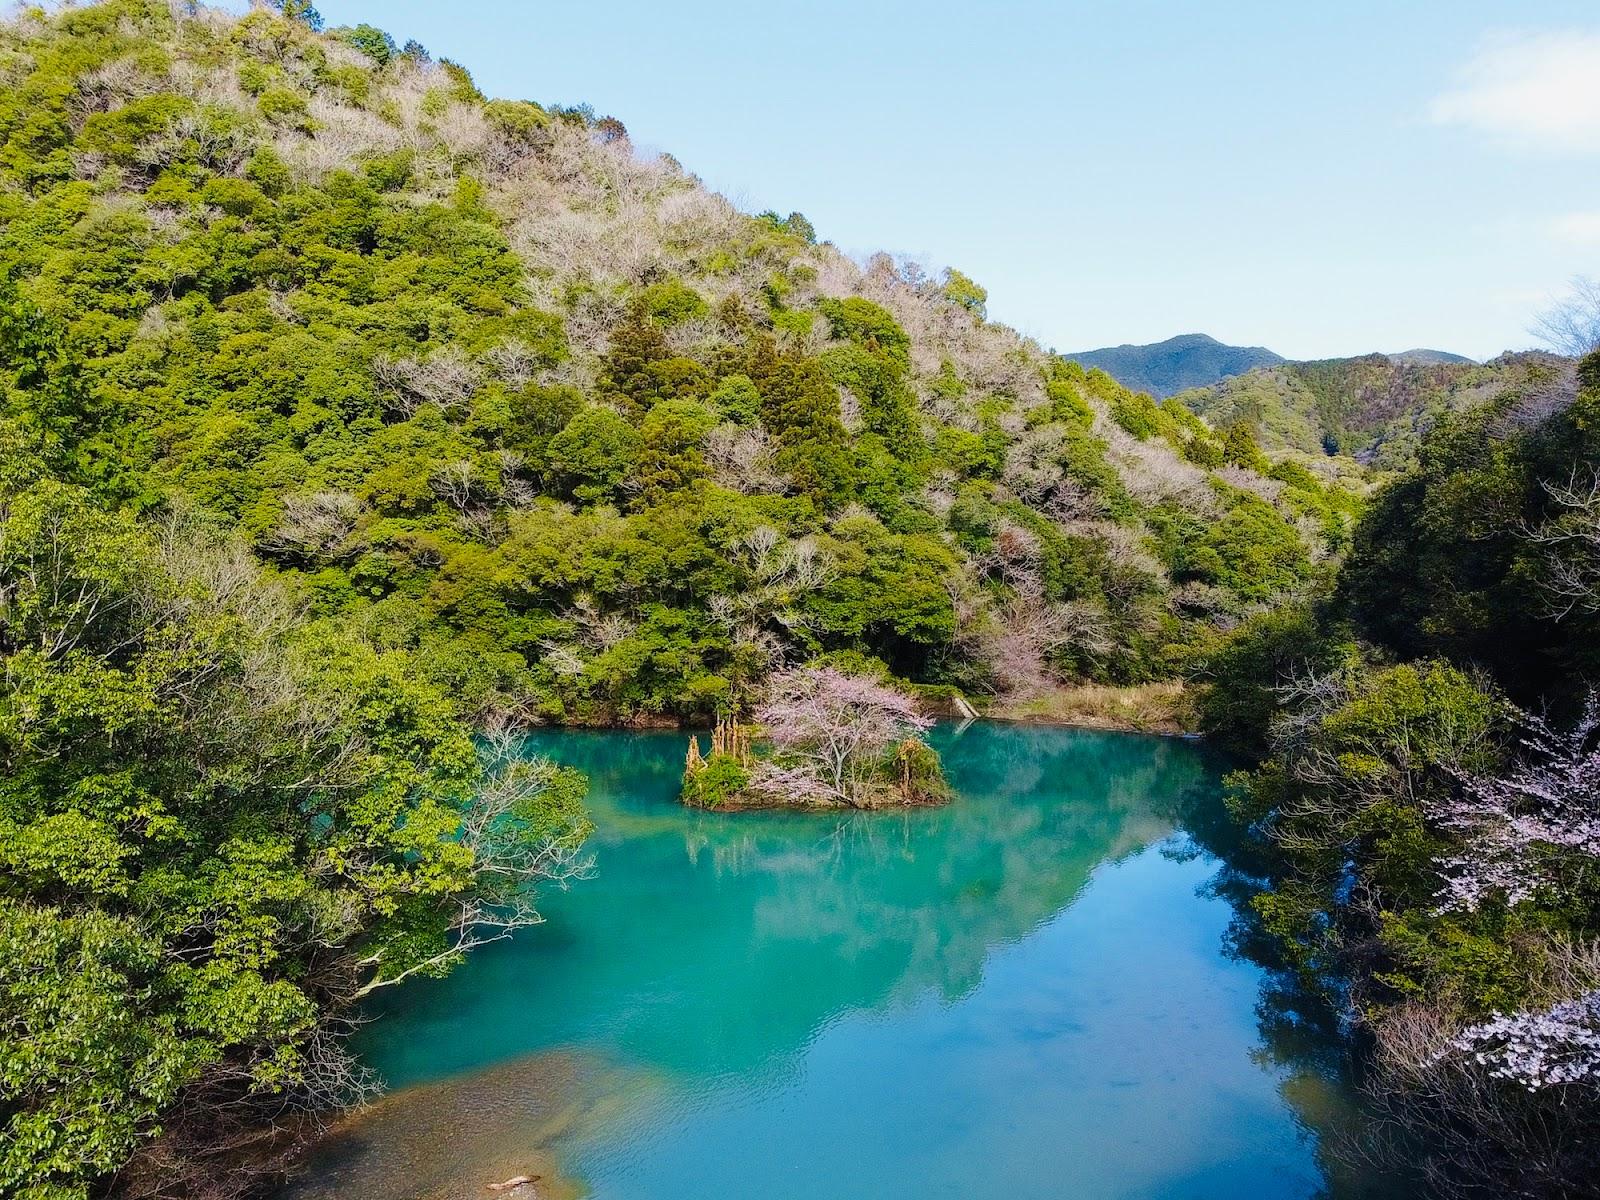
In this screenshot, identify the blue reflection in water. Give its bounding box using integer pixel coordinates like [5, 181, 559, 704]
[290, 724, 1395, 1200]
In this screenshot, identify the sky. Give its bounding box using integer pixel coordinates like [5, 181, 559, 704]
[302, 0, 1600, 361]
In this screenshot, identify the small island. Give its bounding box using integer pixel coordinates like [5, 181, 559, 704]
[681, 667, 947, 809]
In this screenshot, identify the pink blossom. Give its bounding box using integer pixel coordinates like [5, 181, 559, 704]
[1443, 990, 1600, 1091]
[753, 666, 932, 806]
[1431, 691, 1600, 912]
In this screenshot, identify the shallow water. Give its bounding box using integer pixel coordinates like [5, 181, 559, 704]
[290, 723, 1399, 1200]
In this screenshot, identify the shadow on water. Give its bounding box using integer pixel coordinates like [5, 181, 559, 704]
[1154, 746, 1420, 1200]
[288, 723, 1410, 1200]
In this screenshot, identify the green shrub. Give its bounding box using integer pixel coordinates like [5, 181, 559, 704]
[680, 753, 750, 808]
[707, 374, 761, 424]
[335, 22, 396, 64]
[1110, 389, 1162, 439]
[640, 279, 708, 326]
[546, 406, 642, 503]
[257, 86, 310, 127]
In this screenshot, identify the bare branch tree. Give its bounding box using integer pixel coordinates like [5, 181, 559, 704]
[371, 347, 482, 415]
[429, 460, 500, 541]
[350, 725, 593, 998]
[1532, 276, 1600, 358]
[1524, 465, 1600, 619]
[481, 339, 541, 388]
[705, 422, 790, 495]
[260, 491, 361, 562]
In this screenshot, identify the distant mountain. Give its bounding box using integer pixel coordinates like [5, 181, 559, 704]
[1174, 351, 1565, 466]
[1388, 348, 1476, 366]
[1063, 334, 1285, 398]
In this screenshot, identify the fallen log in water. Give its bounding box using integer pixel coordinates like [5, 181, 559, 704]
[486, 1175, 539, 1192]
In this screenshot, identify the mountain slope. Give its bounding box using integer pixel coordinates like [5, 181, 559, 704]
[1388, 348, 1475, 366]
[1175, 352, 1568, 464]
[3, 7, 1593, 1200]
[1063, 334, 1285, 398]
[0, 0, 1364, 723]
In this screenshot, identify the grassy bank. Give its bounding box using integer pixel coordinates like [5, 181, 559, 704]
[983, 682, 1196, 735]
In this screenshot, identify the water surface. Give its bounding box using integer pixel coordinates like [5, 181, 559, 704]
[292, 723, 1393, 1200]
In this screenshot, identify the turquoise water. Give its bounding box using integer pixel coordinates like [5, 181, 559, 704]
[291, 723, 1392, 1200]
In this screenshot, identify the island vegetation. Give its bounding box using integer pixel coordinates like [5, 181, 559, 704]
[0, 1, 1596, 1198]
[681, 666, 946, 809]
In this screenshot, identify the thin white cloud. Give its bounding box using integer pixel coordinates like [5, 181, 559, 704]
[1430, 31, 1600, 153]
[1550, 211, 1600, 246]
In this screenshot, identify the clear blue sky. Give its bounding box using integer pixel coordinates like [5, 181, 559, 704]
[307, 0, 1600, 361]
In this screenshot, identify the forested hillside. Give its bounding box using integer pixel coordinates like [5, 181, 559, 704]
[0, 2, 1368, 1195]
[1, 2, 1592, 1199]
[1176, 350, 1565, 466]
[1204, 349, 1600, 1196]
[0, 0, 1360, 728]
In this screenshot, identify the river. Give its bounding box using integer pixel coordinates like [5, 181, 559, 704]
[286, 722, 1401, 1200]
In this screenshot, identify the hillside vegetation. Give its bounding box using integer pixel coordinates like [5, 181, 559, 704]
[0, 2, 1367, 1196]
[0, 2, 1589, 1199]
[1177, 350, 1566, 466]
[1204, 350, 1600, 1196]
[0, 0, 1361, 729]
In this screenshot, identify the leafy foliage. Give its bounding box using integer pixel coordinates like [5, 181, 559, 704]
[0, 461, 591, 1198]
[0, 0, 1353, 731]
[1178, 350, 1567, 465]
[0, 4, 1383, 1193]
[1206, 350, 1600, 1196]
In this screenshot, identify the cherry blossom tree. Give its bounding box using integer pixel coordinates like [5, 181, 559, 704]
[1419, 691, 1600, 1097]
[1430, 691, 1600, 913]
[750, 666, 933, 806]
[1444, 990, 1600, 1091]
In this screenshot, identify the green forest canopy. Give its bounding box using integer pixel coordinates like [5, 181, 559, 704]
[1, 2, 1594, 1198]
[0, 0, 1365, 728]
